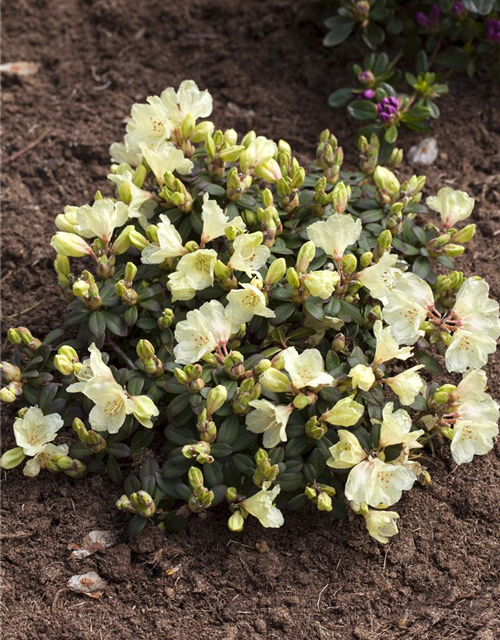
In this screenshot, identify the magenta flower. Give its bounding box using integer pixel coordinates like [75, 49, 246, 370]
[416, 4, 441, 28]
[357, 89, 376, 100]
[486, 19, 500, 44]
[377, 96, 400, 124]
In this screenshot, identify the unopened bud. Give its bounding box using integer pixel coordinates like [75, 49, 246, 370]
[225, 487, 238, 502]
[0, 387, 17, 403]
[374, 166, 400, 197]
[296, 241, 316, 273]
[0, 447, 25, 469]
[433, 391, 450, 405]
[265, 258, 286, 285]
[0, 362, 21, 383]
[332, 182, 350, 213]
[341, 254, 357, 275]
[317, 491, 333, 512]
[158, 308, 174, 329]
[443, 244, 465, 257]
[378, 230, 392, 250]
[54, 354, 74, 376]
[206, 385, 228, 415]
[137, 339, 155, 360]
[188, 466, 204, 490]
[287, 267, 301, 288]
[452, 224, 476, 244]
[228, 511, 245, 532]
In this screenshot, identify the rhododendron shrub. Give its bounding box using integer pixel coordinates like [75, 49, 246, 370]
[1, 81, 498, 543]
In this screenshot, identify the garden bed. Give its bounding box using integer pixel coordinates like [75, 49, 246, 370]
[2, 0, 500, 638]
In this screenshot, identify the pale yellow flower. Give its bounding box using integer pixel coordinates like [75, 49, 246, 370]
[13, 407, 64, 457]
[426, 187, 474, 229]
[349, 364, 376, 392]
[245, 400, 293, 448]
[240, 484, 284, 528]
[327, 430, 367, 469]
[307, 213, 362, 261]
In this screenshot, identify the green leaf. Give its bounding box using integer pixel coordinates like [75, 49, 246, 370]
[328, 87, 355, 109]
[106, 455, 122, 485]
[276, 473, 305, 492]
[384, 124, 398, 144]
[271, 302, 296, 324]
[105, 443, 131, 459]
[128, 514, 148, 535]
[304, 297, 325, 322]
[361, 22, 385, 50]
[348, 100, 378, 121]
[323, 16, 355, 47]
[89, 311, 106, 340]
[412, 257, 432, 280]
[415, 350, 443, 375]
[124, 305, 138, 327]
[130, 430, 154, 455]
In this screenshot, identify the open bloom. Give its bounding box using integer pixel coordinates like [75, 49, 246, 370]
[449, 369, 499, 465]
[240, 137, 281, 182]
[426, 187, 474, 229]
[140, 142, 193, 185]
[201, 194, 245, 244]
[378, 403, 424, 449]
[13, 407, 64, 457]
[322, 397, 365, 427]
[307, 213, 362, 261]
[349, 364, 375, 392]
[167, 249, 217, 299]
[303, 270, 340, 299]
[282, 347, 334, 389]
[345, 456, 419, 509]
[141, 214, 186, 264]
[67, 343, 114, 394]
[363, 509, 400, 544]
[327, 430, 367, 469]
[384, 366, 425, 406]
[228, 232, 270, 276]
[245, 400, 293, 448]
[23, 443, 69, 477]
[445, 278, 500, 373]
[240, 484, 284, 528]
[75, 199, 129, 243]
[372, 320, 413, 366]
[357, 252, 402, 304]
[174, 300, 233, 364]
[225, 284, 275, 327]
[383, 272, 434, 345]
[159, 80, 213, 126]
[82, 379, 158, 433]
[109, 141, 142, 167]
[126, 98, 172, 152]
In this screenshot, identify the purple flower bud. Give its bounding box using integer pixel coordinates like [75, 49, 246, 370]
[486, 19, 500, 44]
[377, 96, 400, 124]
[363, 89, 375, 100]
[358, 70, 375, 87]
[416, 4, 440, 28]
[453, 1, 465, 14]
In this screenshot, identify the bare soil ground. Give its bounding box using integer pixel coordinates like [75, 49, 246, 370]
[2, 1, 500, 638]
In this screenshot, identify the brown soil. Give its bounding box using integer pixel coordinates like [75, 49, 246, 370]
[2, 1, 500, 638]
